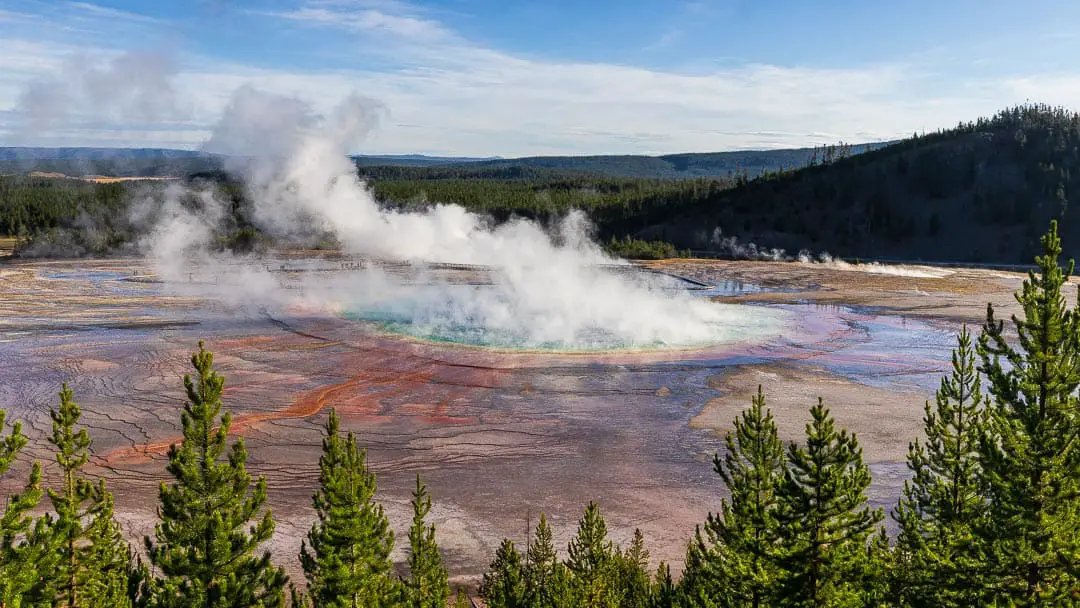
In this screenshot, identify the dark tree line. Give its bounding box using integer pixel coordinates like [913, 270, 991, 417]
[0, 172, 708, 259]
[3, 221, 1080, 606]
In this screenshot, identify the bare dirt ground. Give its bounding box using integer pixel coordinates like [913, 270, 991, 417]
[0, 256, 1031, 586]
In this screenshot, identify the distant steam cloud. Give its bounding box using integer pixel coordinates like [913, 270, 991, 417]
[709, 227, 790, 262]
[801, 253, 955, 279]
[708, 228, 953, 278]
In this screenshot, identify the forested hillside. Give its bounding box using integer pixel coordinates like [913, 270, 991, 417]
[632, 105, 1080, 263]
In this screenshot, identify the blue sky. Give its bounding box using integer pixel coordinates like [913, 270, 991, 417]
[2, 0, 1080, 155]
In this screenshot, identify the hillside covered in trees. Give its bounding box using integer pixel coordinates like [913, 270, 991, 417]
[630, 105, 1080, 263]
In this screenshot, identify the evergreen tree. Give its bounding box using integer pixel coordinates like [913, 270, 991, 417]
[523, 514, 559, 608]
[0, 409, 47, 606]
[892, 327, 985, 606]
[480, 539, 525, 608]
[776, 399, 882, 608]
[976, 220, 1080, 603]
[542, 561, 576, 608]
[43, 383, 135, 608]
[677, 529, 717, 608]
[404, 474, 447, 608]
[650, 563, 675, 608]
[565, 502, 620, 607]
[145, 342, 287, 608]
[684, 386, 785, 607]
[0, 410, 27, 493]
[300, 409, 397, 608]
[616, 529, 652, 608]
[857, 529, 891, 608]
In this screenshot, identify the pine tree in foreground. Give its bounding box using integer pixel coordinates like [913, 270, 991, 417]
[523, 513, 562, 608]
[145, 341, 287, 608]
[857, 528, 891, 607]
[616, 528, 652, 608]
[892, 326, 985, 606]
[976, 220, 1080, 604]
[0, 409, 48, 606]
[43, 383, 135, 608]
[404, 474, 448, 608]
[776, 399, 883, 608]
[565, 502, 620, 608]
[683, 386, 785, 608]
[480, 538, 525, 608]
[650, 562, 676, 608]
[300, 408, 398, 608]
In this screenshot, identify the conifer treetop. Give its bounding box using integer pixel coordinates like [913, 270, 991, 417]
[146, 341, 285, 608]
[975, 220, 1080, 602]
[300, 407, 397, 608]
[405, 473, 448, 608]
[0, 410, 27, 477]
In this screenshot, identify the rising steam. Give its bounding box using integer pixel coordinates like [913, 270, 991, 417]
[138, 87, 789, 350]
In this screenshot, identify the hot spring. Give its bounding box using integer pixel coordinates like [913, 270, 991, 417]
[338, 269, 792, 351]
[157, 259, 793, 352]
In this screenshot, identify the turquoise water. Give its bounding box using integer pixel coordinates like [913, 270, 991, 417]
[340, 283, 788, 351]
[344, 307, 716, 351]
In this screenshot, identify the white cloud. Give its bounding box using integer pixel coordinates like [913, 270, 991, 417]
[264, 4, 451, 42]
[1002, 75, 1080, 107]
[67, 1, 161, 24]
[0, 0, 1076, 155]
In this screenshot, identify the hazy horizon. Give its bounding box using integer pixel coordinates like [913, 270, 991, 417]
[0, 140, 890, 158]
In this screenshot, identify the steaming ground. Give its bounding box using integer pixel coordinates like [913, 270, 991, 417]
[799, 256, 955, 279]
[159, 257, 790, 351]
[341, 284, 787, 351]
[140, 86, 790, 351]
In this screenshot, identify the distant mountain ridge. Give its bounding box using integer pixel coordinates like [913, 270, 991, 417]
[0, 147, 208, 161]
[1, 144, 891, 179]
[353, 154, 503, 166]
[461, 144, 893, 178]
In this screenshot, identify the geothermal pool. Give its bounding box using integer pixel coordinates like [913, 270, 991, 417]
[344, 285, 791, 351]
[0, 257, 1027, 584]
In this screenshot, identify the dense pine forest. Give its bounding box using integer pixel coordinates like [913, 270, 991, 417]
[5, 104, 1080, 262]
[2, 221, 1080, 606]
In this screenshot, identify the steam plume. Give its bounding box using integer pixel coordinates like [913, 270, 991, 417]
[141, 87, 788, 349]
